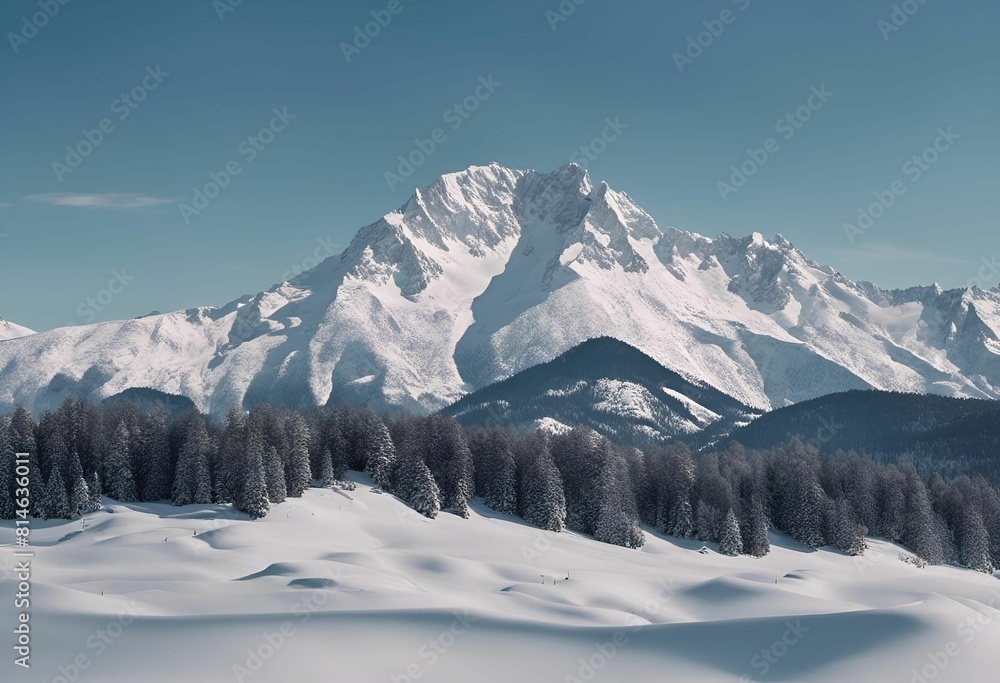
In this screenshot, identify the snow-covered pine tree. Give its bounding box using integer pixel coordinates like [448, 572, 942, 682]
[317, 447, 335, 487]
[43, 469, 70, 519]
[103, 422, 137, 502]
[421, 416, 473, 517]
[41, 431, 70, 494]
[318, 411, 348, 480]
[958, 508, 994, 573]
[66, 447, 84, 492]
[235, 429, 270, 519]
[718, 508, 744, 556]
[695, 500, 720, 542]
[667, 499, 694, 538]
[394, 444, 440, 519]
[901, 467, 943, 564]
[0, 421, 14, 520]
[69, 475, 90, 518]
[361, 413, 397, 490]
[515, 432, 566, 532]
[215, 409, 247, 504]
[825, 497, 866, 556]
[171, 417, 212, 505]
[330, 441, 348, 481]
[285, 415, 311, 497]
[87, 470, 102, 512]
[264, 445, 287, 503]
[742, 499, 770, 557]
[594, 458, 644, 549]
[9, 407, 44, 517]
[549, 428, 605, 535]
[140, 407, 172, 502]
[472, 427, 518, 515]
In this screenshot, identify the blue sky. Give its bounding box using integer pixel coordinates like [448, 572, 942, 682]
[1, 0, 997, 331]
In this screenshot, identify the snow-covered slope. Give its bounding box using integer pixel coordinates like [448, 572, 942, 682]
[0, 317, 33, 341]
[2, 476, 998, 682]
[0, 162, 998, 416]
[444, 336, 761, 446]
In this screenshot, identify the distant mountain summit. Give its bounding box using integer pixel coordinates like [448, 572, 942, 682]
[0, 317, 34, 342]
[0, 163, 998, 416]
[442, 336, 761, 446]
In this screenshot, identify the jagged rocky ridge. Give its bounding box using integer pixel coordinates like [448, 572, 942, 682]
[0, 163, 998, 419]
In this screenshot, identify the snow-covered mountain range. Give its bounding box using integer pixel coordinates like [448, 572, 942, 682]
[0, 317, 34, 341]
[1, 163, 998, 417]
[444, 337, 761, 446]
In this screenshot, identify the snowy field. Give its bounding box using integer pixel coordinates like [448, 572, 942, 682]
[2, 474, 999, 683]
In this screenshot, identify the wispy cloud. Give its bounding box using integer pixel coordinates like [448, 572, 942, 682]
[24, 193, 171, 209]
[817, 242, 973, 266]
[0, 202, 12, 208]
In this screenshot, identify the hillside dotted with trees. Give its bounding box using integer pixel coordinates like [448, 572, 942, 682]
[1, 398, 998, 574]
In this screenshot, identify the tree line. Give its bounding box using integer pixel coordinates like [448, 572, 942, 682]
[0, 398, 997, 573]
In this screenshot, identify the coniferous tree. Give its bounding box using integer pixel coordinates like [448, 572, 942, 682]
[719, 508, 744, 556]
[695, 501, 720, 542]
[422, 416, 473, 517]
[103, 422, 137, 502]
[9, 407, 43, 517]
[235, 430, 270, 519]
[87, 470, 102, 512]
[0, 421, 15, 520]
[317, 447, 335, 487]
[958, 508, 994, 573]
[171, 417, 212, 505]
[470, 427, 518, 515]
[743, 499, 770, 557]
[667, 499, 693, 538]
[515, 432, 565, 532]
[69, 475, 90, 518]
[900, 467, 943, 563]
[285, 415, 312, 497]
[825, 497, 866, 556]
[594, 458, 644, 549]
[394, 446, 440, 518]
[318, 411, 348, 480]
[140, 408, 172, 502]
[215, 409, 247, 504]
[43, 469, 70, 519]
[360, 413, 396, 490]
[264, 446, 287, 503]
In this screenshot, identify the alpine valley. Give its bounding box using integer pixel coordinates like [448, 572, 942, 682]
[2, 163, 999, 426]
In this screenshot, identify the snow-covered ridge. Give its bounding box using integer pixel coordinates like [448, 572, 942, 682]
[4, 478, 998, 682]
[0, 317, 34, 341]
[1, 162, 998, 416]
